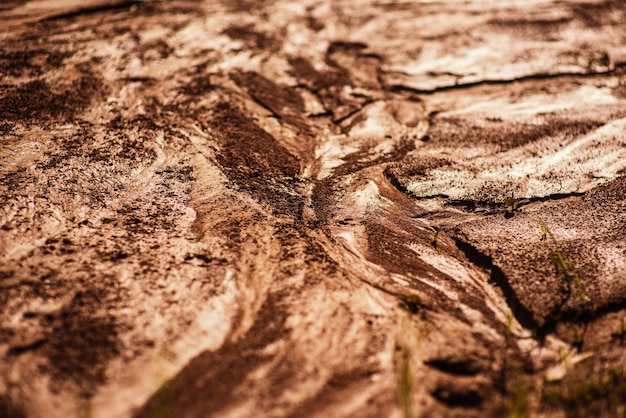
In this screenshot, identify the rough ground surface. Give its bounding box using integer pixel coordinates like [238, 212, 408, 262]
[1, 1, 625, 417]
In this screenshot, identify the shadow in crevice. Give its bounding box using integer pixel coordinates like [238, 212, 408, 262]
[452, 235, 539, 334]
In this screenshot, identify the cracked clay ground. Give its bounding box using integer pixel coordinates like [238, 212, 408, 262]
[1, 1, 626, 417]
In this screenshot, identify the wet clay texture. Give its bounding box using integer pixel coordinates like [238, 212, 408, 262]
[1, 1, 626, 417]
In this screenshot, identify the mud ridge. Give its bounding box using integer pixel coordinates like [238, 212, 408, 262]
[382, 167, 449, 201]
[452, 231, 539, 333]
[447, 191, 587, 212]
[38, 1, 146, 22]
[539, 297, 626, 339]
[388, 65, 626, 95]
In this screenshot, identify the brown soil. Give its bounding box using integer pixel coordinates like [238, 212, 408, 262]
[1, 1, 625, 417]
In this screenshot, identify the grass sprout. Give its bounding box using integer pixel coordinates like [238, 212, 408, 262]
[500, 372, 530, 418]
[395, 314, 419, 418]
[571, 326, 584, 351]
[149, 379, 174, 418]
[504, 192, 530, 217]
[541, 368, 626, 417]
[431, 230, 439, 249]
[396, 346, 415, 418]
[539, 220, 590, 304]
[505, 311, 514, 337]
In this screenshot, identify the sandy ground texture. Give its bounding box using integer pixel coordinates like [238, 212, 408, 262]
[1, 1, 625, 417]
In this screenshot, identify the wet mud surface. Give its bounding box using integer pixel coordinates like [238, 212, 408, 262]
[1, 1, 625, 417]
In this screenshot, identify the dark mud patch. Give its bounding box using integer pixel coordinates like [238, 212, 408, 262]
[364, 222, 473, 319]
[222, 24, 279, 51]
[0, 167, 36, 190]
[365, 222, 433, 279]
[138, 348, 268, 418]
[0, 121, 14, 134]
[571, 0, 626, 28]
[0, 396, 25, 418]
[230, 70, 315, 140]
[135, 293, 290, 418]
[138, 39, 173, 62]
[94, 121, 160, 167]
[0, 250, 127, 394]
[384, 156, 450, 186]
[310, 177, 339, 223]
[209, 102, 304, 216]
[423, 330, 494, 378]
[31, 0, 195, 27]
[0, 76, 105, 122]
[288, 368, 390, 418]
[45, 290, 120, 394]
[426, 116, 604, 151]
[486, 11, 571, 41]
[326, 41, 382, 88]
[0, 49, 71, 77]
[426, 358, 482, 377]
[582, 173, 626, 206]
[0, 1, 30, 11]
[455, 230, 577, 330]
[613, 82, 626, 99]
[288, 53, 364, 122]
[288, 56, 348, 92]
[231, 71, 304, 115]
[432, 380, 484, 407]
[303, 238, 339, 276]
[177, 74, 214, 99]
[218, 0, 270, 14]
[332, 138, 416, 177]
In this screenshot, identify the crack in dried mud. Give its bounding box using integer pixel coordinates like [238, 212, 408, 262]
[451, 235, 540, 333]
[388, 62, 626, 95]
